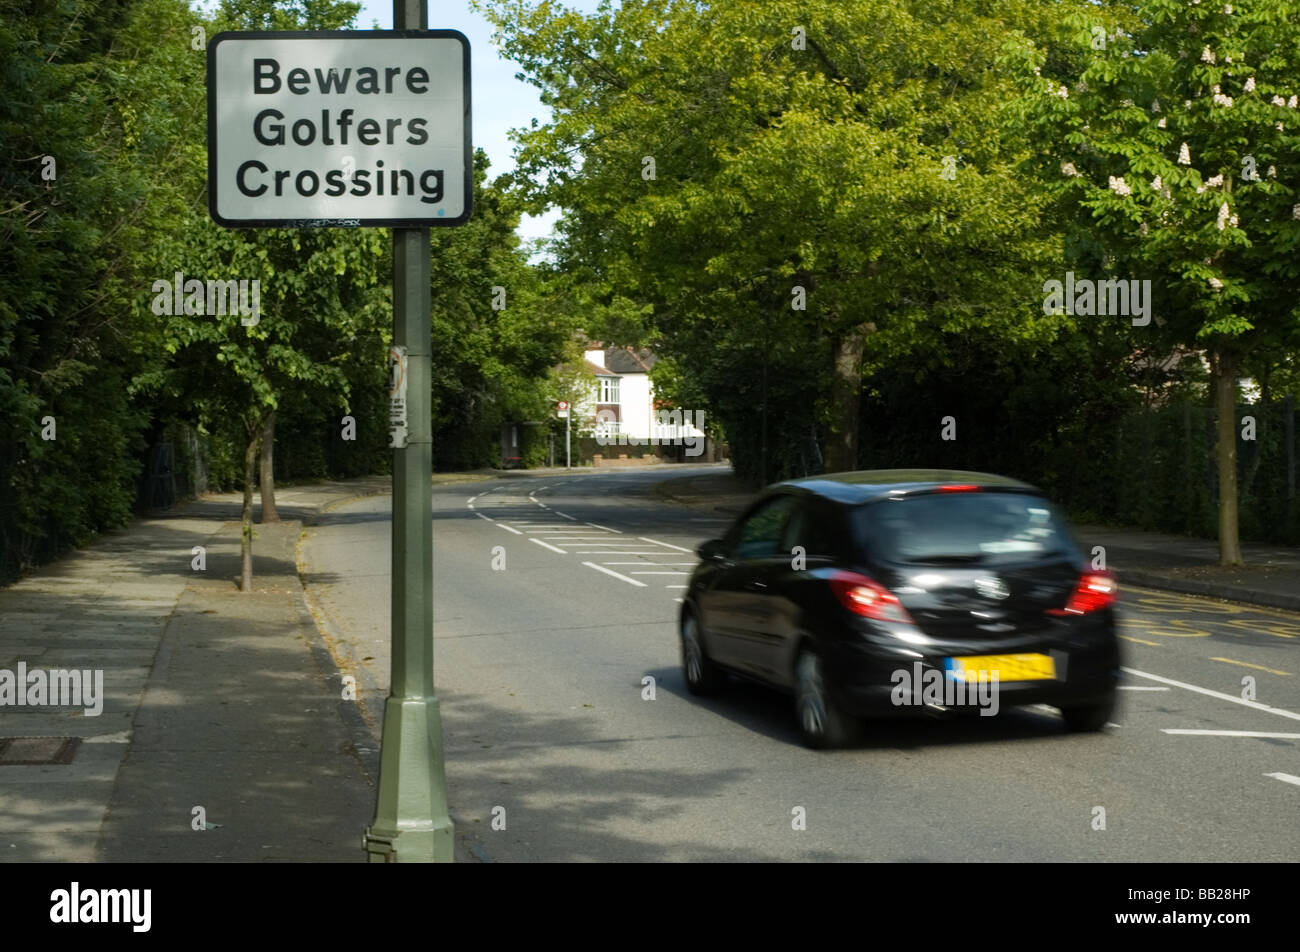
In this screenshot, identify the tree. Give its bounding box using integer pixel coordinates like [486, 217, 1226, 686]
[481, 0, 1089, 483]
[1006, 0, 1300, 563]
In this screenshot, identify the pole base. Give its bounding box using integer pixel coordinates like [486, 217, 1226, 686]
[363, 694, 455, 862]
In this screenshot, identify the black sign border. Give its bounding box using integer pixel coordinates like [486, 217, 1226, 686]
[207, 30, 472, 228]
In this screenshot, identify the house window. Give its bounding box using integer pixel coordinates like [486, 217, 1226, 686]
[600, 377, 621, 404]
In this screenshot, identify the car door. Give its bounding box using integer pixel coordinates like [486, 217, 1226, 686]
[699, 493, 797, 678]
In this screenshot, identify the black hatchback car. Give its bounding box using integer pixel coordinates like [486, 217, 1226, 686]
[680, 470, 1121, 748]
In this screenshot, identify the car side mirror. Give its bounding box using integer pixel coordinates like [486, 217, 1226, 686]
[697, 539, 726, 561]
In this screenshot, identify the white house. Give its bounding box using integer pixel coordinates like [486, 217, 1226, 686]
[579, 345, 706, 450]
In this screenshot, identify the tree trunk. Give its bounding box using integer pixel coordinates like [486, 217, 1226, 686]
[1212, 349, 1244, 565]
[240, 420, 263, 592]
[824, 323, 872, 473]
[259, 409, 280, 523]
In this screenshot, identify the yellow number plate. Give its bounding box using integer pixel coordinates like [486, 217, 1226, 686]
[946, 653, 1056, 682]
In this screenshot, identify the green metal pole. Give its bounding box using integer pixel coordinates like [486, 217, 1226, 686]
[363, 0, 454, 864]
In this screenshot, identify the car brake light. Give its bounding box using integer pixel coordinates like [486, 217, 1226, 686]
[1047, 571, 1117, 616]
[937, 484, 981, 492]
[829, 572, 914, 623]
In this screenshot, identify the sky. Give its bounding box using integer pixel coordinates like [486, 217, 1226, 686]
[354, 0, 606, 247]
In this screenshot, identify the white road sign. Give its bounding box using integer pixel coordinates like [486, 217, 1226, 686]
[208, 31, 471, 227]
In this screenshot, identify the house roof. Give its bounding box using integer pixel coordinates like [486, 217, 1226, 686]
[603, 346, 657, 374]
[583, 359, 615, 377]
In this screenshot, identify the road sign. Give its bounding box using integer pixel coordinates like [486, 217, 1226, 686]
[207, 31, 471, 227]
[557, 400, 569, 418]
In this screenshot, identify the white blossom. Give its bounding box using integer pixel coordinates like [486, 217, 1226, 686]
[1272, 95, 1287, 106]
[1217, 203, 1231, 229]
[1206, 174, 1224, 187]
[1109, 175, 1132, 196]
[1061, 161, 1079, 177]
[1213, 92, 1234, 107]
[1268, 165, 1277, 178]
[1224, 3, 1233, 12]
[1293, 203, 1300, 220]
[1244, 77, 1255, 92]
[1290, 95, 1298, 108]
[1150, 175, 1163, 191]
[1178, 142, 1191, 165]
[1056, 84, 1069, 99]
[1151, 98, 1162, 113]
[1201, 46, 1216, 64]
[1158, 117, 1167, 128]
[1209, 277, 1223, 290]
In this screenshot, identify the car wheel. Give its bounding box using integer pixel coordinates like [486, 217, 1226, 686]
[681, 610, 723, 695]
[794, 647, 856, 749]
[1059, 690, 1116, 732]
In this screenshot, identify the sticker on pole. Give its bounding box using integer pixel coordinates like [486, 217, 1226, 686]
[207, 31, 471, 227]
[389, 345, 409, 448]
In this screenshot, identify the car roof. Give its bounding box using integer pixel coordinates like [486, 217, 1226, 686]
[772, 469, 1042, 505]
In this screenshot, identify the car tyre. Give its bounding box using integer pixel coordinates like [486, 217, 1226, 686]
[1059, 689, 1116, 732]
[794, 646, 857, 749]
[681, 610, 724, 695]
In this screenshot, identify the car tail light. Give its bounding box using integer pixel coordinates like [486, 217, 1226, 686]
[937, 484, 981, 493]
[1047, 571, 1117, 616]
[829, 571, 914, 623]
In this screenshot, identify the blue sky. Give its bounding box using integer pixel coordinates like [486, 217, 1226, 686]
[356, 1, 605, 246]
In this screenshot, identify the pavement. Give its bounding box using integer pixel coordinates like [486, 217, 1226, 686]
[0, 474, 477, 863]
[1, 465, 1295, 863]
[651, 471, 1300, 613]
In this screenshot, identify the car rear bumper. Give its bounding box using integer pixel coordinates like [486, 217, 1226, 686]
[822, 623, 1121, 718]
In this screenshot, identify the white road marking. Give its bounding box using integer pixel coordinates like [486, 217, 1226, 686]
[576, 551, 667, 555]
[1265, 772, 1300, 787]
[603, 561, 697, 566]
[1122, 666, 1300, 722]
[665, 585, 688, 589]
[585, 522, 621, 533]
[639, 537, 693, 552]
[557, 512, 578, 521]
[1162, 729, 1300, 739]
[583, 562, 646, 587]
[1118, 686, 1169, 691]
[630, 571, 690, 575]
[530, 538, 567, 554]
[673, 597, 684, 604]
[495, 523, 523, 535]
[474, 512, 494, 523]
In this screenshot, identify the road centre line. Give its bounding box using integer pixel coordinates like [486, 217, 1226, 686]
[530, 538, 566, 554]
[582, 562, 646, 587]
[1162, 729, 1300, 739]
[1122, 666, 1300, 722]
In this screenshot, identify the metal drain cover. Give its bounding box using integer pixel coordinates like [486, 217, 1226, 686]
[0, 736, 81, 765]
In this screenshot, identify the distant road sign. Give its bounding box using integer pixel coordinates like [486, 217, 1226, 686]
[557, 401, 569, 410]
[208, 31, 471, 227]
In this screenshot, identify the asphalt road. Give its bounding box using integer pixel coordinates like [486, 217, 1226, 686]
[299, 465, 1300, 862]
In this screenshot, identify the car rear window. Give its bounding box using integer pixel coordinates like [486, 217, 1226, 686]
[852, 491, 1080, 566]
